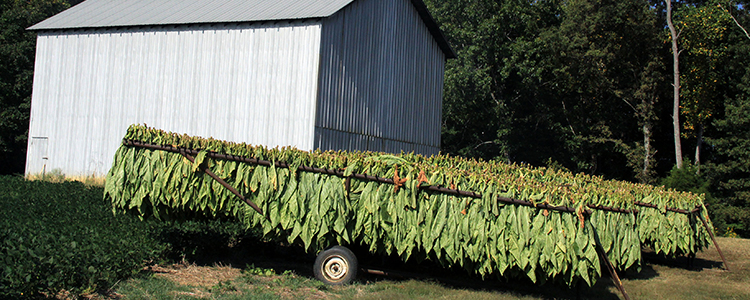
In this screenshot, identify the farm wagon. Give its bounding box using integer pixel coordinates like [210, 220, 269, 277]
[106, 125, 728, 300]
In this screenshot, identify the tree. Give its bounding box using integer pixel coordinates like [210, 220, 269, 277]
[704, 1, 750, 237]
[633, 60, 664, 183]
[677, 1, 732, 169]
[707, 73, 750, 236]
[0, 0, 70, 175]
[506, 0, 663, 180]
[425, 0, 560, 161]
[428, 0, 670, 182]
[666, 0, 684, 169]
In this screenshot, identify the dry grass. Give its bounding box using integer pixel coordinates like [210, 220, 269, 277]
[149, 263, 242, 288]
[148, 263, 243, 299]
[135, 262, 332, 300]
[26, 170, 105, 187]
[620, 237, 750, 300]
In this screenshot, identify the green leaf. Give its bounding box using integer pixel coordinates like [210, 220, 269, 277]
[192, 151, 209, 172]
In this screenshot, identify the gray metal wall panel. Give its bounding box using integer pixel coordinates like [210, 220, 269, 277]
[315, 127, 439, 155]
[314, 0, 444, 156]
[26, 21, 321, 176]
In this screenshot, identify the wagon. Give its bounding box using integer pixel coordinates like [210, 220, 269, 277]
[105, 125, 727, 299]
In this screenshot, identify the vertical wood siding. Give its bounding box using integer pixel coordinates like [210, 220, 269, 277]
[26, 21, 322, 176]
[314, 0, 445, 156]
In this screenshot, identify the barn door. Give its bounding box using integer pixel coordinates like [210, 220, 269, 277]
[28, 137, 49, 175]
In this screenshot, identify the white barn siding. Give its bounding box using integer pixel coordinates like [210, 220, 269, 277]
[314, 0, 445, 155]
[26, 21, 322, 176]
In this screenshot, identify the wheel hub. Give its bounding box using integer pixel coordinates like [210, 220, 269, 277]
[323, 255, 348, 281]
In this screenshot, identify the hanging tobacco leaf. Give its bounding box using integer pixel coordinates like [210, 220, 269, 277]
[105, 124, 713, 287]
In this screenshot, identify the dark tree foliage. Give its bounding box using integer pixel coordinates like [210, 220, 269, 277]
[704, 15, 750, 236]
[705, 89, 750, 236]
[428, 0, 663, 181]
[508, 0, 663, 179]
[0, 0, 69, 175]
[429, 0, 561, 161]
[427, 0, 750, 236]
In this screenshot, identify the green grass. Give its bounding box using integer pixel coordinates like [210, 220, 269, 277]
[112, 237, 750, 300]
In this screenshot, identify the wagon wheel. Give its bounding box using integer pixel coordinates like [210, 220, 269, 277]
[313, 246, 358, 285]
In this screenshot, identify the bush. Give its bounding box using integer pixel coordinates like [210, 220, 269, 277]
[658, 164, 748, 237]
[0, 176, 168, 298]
[0, 175, 263, 298]
[660, 163, 711, 196]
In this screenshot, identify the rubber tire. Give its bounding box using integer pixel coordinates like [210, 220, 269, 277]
[313, 246, 358, 285]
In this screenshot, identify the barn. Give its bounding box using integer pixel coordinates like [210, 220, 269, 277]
[25, 0, 454, 177]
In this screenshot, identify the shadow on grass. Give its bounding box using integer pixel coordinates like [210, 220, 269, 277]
[157, 224, 632, 300]
[157, 222, 318, 277]
[158, 222, 731, 300]
[350, 247, 624, 300]
[640, 247, 724, 271]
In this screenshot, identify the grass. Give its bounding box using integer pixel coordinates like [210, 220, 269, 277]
[115, 264, 327, 300]
[25, 169, 106, 187]
[620, 237, 750, 300]
[107, 237, 749, 300]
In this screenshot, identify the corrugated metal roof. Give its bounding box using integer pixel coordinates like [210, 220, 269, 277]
[28, 0, 353, 30]
[28, 0, 455, 58]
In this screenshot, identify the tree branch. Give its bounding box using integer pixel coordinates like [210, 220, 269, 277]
[622, 98, 637, 113]
[719, 3, 750, 41]
[473, 140, 497, 150]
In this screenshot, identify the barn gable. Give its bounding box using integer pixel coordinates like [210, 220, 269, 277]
[26, 0, 453, 177]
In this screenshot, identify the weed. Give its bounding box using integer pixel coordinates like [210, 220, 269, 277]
[211, 280, 237, 293]
[111, 237, 750, 300]
[114, 275, 190, 299]
[243, 264, 276, 277]
[724, 227, 740, 238]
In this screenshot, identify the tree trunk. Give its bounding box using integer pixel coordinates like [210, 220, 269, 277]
[695, 123, 703, 173]
[643, 122, 653, 181]
[667, 0, 683, 169]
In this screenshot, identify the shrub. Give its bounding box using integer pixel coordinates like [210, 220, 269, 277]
[660, 163, 711, 196]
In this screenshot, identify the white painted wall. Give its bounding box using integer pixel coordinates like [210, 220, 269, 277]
[27, 21, 322, 176]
